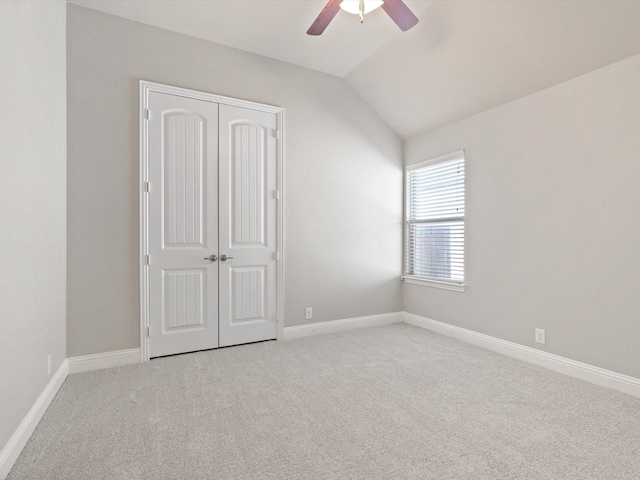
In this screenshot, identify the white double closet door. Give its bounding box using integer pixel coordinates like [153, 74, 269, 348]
[148, 91, 278, 358]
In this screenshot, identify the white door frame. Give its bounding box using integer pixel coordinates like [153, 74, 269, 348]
[139, 80, 285, 362]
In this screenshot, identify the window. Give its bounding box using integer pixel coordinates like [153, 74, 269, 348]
[404, 151, 465, 291]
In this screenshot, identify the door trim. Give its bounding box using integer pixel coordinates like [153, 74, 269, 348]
[139, 80, 285, 362]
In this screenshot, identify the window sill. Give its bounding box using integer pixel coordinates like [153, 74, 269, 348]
[401, 276, 466, 293]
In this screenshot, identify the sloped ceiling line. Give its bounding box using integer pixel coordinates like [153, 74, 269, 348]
[69, 0, 640, 138]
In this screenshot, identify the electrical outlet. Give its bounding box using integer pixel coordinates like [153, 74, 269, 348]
[535, 328, 546, 345]
[305, 307, 313, 320]
[47, 354, 52, 376]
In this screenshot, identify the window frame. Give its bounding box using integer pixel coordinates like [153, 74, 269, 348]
[402, 150, 467, 292]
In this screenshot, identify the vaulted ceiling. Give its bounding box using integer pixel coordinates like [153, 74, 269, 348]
[69, 0, 640, 138]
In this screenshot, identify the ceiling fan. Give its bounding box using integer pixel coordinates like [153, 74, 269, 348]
[307, 0, 419, 36]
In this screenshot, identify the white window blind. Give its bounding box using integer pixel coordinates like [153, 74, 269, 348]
[405, 151, 465, 284]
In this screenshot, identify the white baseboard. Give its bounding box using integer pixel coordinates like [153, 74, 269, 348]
[283, 312, 404, 340]
[67, 348, 141, 374]
[1, 348, 141, 478]
[0, 360, 68, 480]
[404, 312, 640, 399]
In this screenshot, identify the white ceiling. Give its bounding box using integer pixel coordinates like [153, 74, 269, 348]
[346, 0, 640, 138]
[67, 0, 435, 77]
[69, 0, 640, 139]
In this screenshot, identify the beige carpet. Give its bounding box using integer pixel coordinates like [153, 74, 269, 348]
[8, 323, 640, 479]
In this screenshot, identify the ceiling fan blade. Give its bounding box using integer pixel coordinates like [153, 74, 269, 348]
[307, 0, 342, 36]
[382, 0, 419, 31]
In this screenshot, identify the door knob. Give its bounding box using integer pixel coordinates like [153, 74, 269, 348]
[220, 254, 234, 262]
[204, 254, 218, 262]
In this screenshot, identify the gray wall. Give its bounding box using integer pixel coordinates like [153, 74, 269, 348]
[0, 0, 67, 455]
[66, 5, 403, 357]
[404, 53, 640, 378]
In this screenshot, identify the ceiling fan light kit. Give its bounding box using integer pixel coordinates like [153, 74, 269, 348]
[307, 0, 419, 36]
[339, 0, 384, 15]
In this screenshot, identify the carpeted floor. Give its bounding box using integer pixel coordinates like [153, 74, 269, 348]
[8, 323, 640, 479]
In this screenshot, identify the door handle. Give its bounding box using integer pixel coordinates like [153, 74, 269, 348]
[204, 254, 218, 262]
[220, 254, 234, 262]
